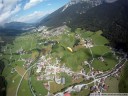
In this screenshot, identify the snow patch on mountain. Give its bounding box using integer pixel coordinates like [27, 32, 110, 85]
[62, 4, 70, 12]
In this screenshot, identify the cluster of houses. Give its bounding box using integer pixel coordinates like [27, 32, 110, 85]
[35, 56, 67, 83]
[23, 58, 33, 69]
[79, 38, 94, 48]
[75, 34, 94, 48]
[28, 29, 126, 95]
[55, 77, 109, 96]
[90, 77, 109, 93]
[35, 54, 109, 95]
[55, 76, 66, 85]
[98, 56, 104, 62]
[35, 55, 92, 93]
[38, 25, 68, 38]
[11, 68, 16, 74]
[36, 55, 51, 73]
[16, 47, 26, 55]
[55, 84, 87, 96]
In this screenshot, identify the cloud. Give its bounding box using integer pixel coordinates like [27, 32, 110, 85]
[47, 3, 52, 6]
[11, 4, 21, 14]
[0, 0, 21, 25]
[24, 0, 43, 10]
[15, 10, 50, 23]
[0, 2, 3, 10]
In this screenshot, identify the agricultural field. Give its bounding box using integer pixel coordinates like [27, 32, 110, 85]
[0, 28, 127, 96]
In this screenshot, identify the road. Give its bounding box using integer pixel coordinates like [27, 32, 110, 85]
[15, 53, 41, 96]
[55, 58, 127, 95]
[15, 39, 127, 96]
[27, 52, 41, 96]
[96, 58, 127, 79]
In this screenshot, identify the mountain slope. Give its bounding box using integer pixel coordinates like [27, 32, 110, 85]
[39, 1, 128, 93]
[39, 0, 128, 52]
[39, 1, 92, 28]
[78, 0, 128, 52]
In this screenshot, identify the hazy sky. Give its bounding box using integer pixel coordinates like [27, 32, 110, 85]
[0, 0, 69, 24]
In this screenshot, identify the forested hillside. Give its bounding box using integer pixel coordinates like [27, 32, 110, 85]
[39, 0, 128, 53]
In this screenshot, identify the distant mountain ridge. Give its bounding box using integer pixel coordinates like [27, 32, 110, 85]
[2, 22, 35, 31]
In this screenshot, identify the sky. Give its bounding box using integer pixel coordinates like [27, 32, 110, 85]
[0, 0, 69, 25]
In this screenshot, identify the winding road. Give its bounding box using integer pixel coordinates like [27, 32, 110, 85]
[15, 53, 41, 96]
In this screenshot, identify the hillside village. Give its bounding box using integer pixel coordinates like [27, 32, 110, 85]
[0, 0, 128, 96]
[0, 27, 127, 96]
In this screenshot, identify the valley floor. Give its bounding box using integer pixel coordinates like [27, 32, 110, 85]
[0, 27, 127, 96]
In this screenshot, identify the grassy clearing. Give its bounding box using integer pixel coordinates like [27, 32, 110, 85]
[92, 57, 117, 71]
[104, 77, 119, 93]
[15, 66, 28, 80]
[83, 65, 90, 74]
[92, 59, 107, 71]
[52, 43, 91, 71]
[91, 46, 111, 57]
[61, 48, 91, 71]
[50, 81, 64, 93]
[59, 33, 75, 48]
[2, 66, 12, 77]
[18, 80, 32, 96]
[31, 76, 48, 96]
[61, 73, 72, 87]
[12, 61, 24, 67]
[81, 31, 94, 38]
[2, 66, 21, 96]
[92, 52, 117, 71]
[90, 31, 109, 45]
[12, 55, 20, 61]
[31, 50, 39, 59]
[21, 54, 31, 59]
[6, 73, 21, 96]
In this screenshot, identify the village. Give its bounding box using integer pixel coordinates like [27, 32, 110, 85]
[33, 52, 126, 96]
[1, 27, 127, 96]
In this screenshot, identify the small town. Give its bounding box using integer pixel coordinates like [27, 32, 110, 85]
[1, 27, 126, 96]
